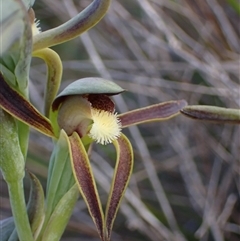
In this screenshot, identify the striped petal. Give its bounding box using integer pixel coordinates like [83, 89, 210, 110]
[0, 72, 55, 137]
[68, 132, 105, 240]
[119, 100, 187, 128]
[105, 134, 134, 241]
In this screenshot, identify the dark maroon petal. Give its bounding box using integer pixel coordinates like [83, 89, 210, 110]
[0, 72, 55, 137]
[119, 100, 187, 128]
[68, 132, 105, 241]
[105, 134, 134, 241]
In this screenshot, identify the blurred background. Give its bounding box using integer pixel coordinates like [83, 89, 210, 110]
[1, 0, 239, 240]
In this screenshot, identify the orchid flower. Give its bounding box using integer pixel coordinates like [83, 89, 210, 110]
[0, 70, 187, 241]
[1, 1, 239, 241]
[0, 1, 187, 240]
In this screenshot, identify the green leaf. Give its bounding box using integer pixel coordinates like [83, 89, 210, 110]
[27, 172, 45, 240]
[52, 77, 124, 111]
[36, 131, 76, 241]
[41, 184, 79, 241]
[0, 0, 32, 91]
[45, 131, 75, 221]
[180, 105, 240, 124]
[119, 100, 187, 128]
[0, 72, 55, 137]
[68, 132, 105, 241]
[17, 121, 29, 158]
[33, 0, 111, 51]
[105, 134, 134, 241]
[0, 2, 24, 87]
[0, 0, 25, 57]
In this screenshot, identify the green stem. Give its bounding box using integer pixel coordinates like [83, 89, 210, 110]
[8, 180, 34, 241]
